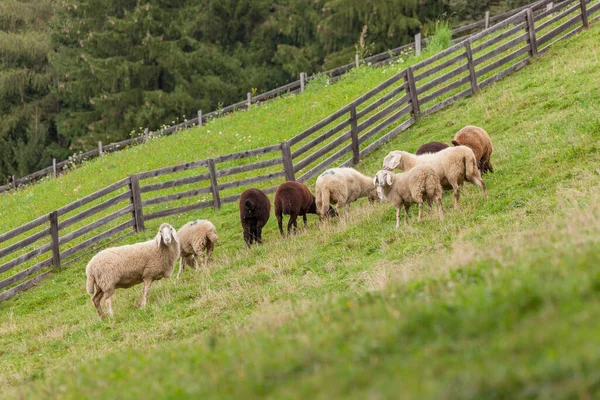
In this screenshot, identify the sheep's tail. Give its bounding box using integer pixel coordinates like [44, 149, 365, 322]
[464, 151, 479, 181]
[451, 140, 460, 146]
[315, 185, 330, 219]
[86, 271, 95, 295]
[207, 228, 219, 244]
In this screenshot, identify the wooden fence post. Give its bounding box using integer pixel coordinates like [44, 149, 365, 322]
[98, 141, 103, 156]
[52, 159, 57, 177]
[546, 2, 553, 11]
[207, 159, 221, 210]
[485, 11, 490, 29]
[525, 8, 538, 57]
[11, 175, 17, 190]
[49, 211, 61, 268]
[355, 54, 360, 68]
[280, 141, 295, 181]
[129, 174, 145, 232]
[580, 0, 589, 27]
[198, 110, 203, 126]
[464, 42, 479, 94]
[405, 68, 420, 118]
[349, 105, 360, 165]
[247, 92, 252, 109]
[414, 33, 422, 56]
[300, 72, 306, 93]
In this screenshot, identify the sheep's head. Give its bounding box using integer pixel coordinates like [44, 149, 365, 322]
[155, 223, 179, 248]
[382, 151, 402, 170]
[373, 170, 393, 201]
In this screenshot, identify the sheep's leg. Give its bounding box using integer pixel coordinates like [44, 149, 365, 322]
[404, 204, 410, 225]
[103, 287, 115, 318]
[287, 212, 298, 235]
[303, 214, 307, 228]
[243, 226, 253, 247]
[277, 214, 284, 236]
[452, 183, 460, 209]
[256, 226, 263, 244]
[92, 289, 105, 318]
[395, 207, 401, 229]
[436, 198, 444, 220]
[196, 254, 206, 269]
[177, 257, 185, 279]
[138, 280, 153, 308]
[418, 202, 423, 222]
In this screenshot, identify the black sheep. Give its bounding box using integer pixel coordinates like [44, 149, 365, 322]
[415, 141, 449, 155]
[239, 188, 271, 247]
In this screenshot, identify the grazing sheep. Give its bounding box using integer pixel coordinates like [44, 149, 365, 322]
[176, 219, 218, 279]
[451, 125, 494, 173]
[274, 181, 336, 236]
[373, 167, 443, 228]
[416, 141, 449, 155]
[315, 167, 378, 219]
[382, 146, 487, 209]
[85, 223, 180, 318]
[239, 188, 271, 247]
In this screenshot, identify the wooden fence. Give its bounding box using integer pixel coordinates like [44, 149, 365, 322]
[1, 0, 598, 302]
[0, 0, 558, 194]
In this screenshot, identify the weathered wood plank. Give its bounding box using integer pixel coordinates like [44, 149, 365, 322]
[535, 0, 579, 31]
[0, 270, 51, 302]
[359, 118, 416, 159]
[405, 67, 420, 117]
[219, 171, 286, 191]
[142, 186, 213, 207]
[468, 10, 528, 44]
[421, 88, 473, 117]
[56, 177, 130, 216]
[478, 58, 530, 89]
[470, 22, 526, 54]
[0, 258, 53, 291]
[288, 105, 352, 146]
[0, 228, 50, 259]
[475, 45, 530, 78]
[58, 192, 131, 231]
[136, 160, 209, 180]
[140, 173, 210, 193]
[419, 75, 471, 106]
[525, 8, 539, 56]
[580, 0, 588, 27]
[216, 157, 282, 178]
[207, 159, 221, 210]
[416, 63, 469, 95]
[537, 11, 583, 45]
[212, 144, 281, 164]
[58, 205, 133, 246]
[464, 42, 479, 93]
[280, 141, 295, 181]
[473, 33, 529, 66]
[0, 214, 50, 245]
[538, 23, 583, 53]
[60, 220, 135, 260]
[294, 132, 352, 172]
[129, 175, 145, 232]
[413, 52, 466, 82]
[412, 41, 467, 71]
[143, 201, 214, 222]
[291, 118, 351, 158]
[358, 104, 412, 145]
[588, 0, 600, 16]
[356, 86, 407, 119]
[349, 105, 360, 165]
[0, 243, 52, 275]
[49, 211, 60, 267]
[297, 143, 354, 183]
[357, 96, 407, 133]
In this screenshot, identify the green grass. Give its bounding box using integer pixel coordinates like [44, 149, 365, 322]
[1, 20, 600, 400]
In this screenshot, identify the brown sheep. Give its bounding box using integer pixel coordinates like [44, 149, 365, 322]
[451, 125, 494, 173]
[416, 141, 449, 155]
[239, 188, 271, 247]
[274, 181, 336, 236]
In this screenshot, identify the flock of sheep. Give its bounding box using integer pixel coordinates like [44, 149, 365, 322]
[85, 125, 493, 318]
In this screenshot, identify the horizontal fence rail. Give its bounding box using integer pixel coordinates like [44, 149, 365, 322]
[0, 0, 559, 194]
[1, 0, 597, 301]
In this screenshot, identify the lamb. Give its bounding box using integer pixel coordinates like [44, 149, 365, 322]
[274, 181, 336, 235]
[239, 188, 271, 247]
[382, 146, 487, 209]
[373, 167, 443, 228]
[85, 223, 180, 318]
[176, 219, 218, 278]
[451, 125, 494, 173]
[416, 141, 449, 155]
[315, 167, 378, 219]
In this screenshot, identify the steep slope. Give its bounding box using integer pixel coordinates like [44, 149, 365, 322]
[1, 22, 599, 399]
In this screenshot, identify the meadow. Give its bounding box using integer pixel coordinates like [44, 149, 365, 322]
[0, 20, 599, 399]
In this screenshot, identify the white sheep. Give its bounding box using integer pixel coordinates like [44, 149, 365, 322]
[85, 223, 180, 318]
[382, 146, 487, 209]
[315, 167, 378, 218]
[176, 219, 218, 279]
[373, 167, 443, 228]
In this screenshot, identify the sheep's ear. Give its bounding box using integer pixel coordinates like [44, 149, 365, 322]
[171, 227, 180, 245]
[373, 175, 378, 185]
[385, 172, 393, 186]
[376, 186, 385, 201]
[155, 232, 162, 248]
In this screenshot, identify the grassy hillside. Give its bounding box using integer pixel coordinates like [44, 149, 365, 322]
[1, 22, 600, 399]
